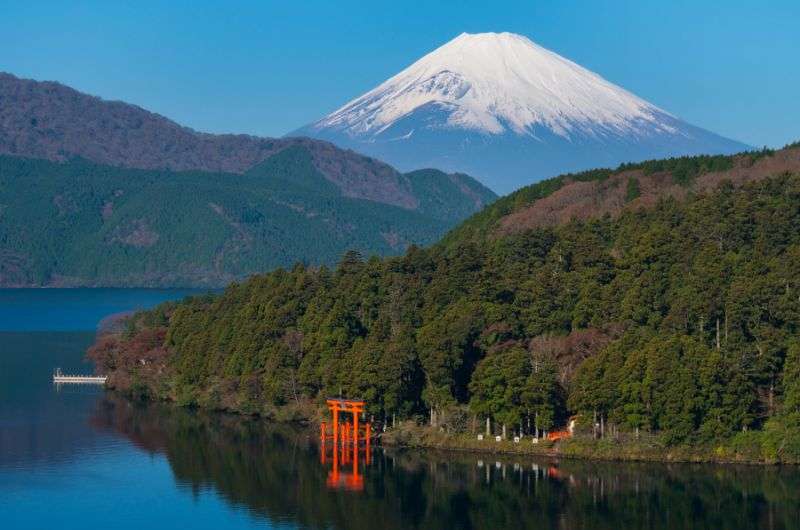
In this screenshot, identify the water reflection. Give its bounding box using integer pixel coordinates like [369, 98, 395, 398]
[91, 395, 800, 530]
[320, 432, 370, 492]
[320, 398, 374, 491]
[0, 331, 119, 470]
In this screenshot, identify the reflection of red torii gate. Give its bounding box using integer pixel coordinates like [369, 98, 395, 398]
[320, 398, 372, 491]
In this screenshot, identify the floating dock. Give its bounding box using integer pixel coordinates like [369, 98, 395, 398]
[52, 368, 107, 385]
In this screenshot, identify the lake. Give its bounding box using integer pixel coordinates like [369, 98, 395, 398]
[1, 289, 799, 530]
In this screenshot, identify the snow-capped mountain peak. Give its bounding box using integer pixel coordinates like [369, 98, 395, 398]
[292, 32, 749, 193]
[318, 32, 671, 139]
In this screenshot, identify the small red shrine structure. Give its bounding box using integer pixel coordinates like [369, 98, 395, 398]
[319, 398, 373, 491]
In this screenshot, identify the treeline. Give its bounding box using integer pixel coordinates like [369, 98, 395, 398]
[93, 169, 800, 461]
[441, 146, 777, 243]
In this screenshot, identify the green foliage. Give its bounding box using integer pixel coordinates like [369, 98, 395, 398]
[0, 151, 494, 286]
[104, 168, 800, 453]
[405, 169, 497, 224]
[442, 145, 777, 247]
[783, 342, 800, 413]
[625, 177, 641, 203]
[636, 154, 735, 185]
[468, 346, 530, 427]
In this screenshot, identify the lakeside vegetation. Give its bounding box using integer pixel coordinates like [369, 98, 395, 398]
[89, 146, 800, 464]
[381, 421, 795, 465]
[93, 395, 800, 529]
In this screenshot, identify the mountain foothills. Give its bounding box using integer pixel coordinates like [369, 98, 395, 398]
[90, 143, 800, 462]
[294, 32, 750, 193]
[0, 73, 495, 286]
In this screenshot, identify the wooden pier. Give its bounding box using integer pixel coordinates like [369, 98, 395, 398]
[52, 368, 107, 385]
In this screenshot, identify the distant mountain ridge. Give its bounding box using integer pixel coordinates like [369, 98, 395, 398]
[0, 150, 493, 287]
[0, 72, 496, 287]
[0, 72, 494, 211]
[293, 32, 751, 193]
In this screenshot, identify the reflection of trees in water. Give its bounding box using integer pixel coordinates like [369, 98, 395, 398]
[91, 395, 800, 530]
[0, 331, 106, 469]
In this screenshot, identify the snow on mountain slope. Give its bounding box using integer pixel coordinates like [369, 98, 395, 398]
[318, 32, 671, 138]
[292, 32, 750, 194]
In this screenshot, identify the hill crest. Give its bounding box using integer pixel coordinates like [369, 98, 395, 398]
[0, 72, 494, 211]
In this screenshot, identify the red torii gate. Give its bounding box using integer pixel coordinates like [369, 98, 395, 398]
[323, 398, 364, 445]
[320, 398, 372, 491]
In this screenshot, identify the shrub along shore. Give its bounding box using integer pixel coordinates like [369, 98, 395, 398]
[379, 422, 797, 465]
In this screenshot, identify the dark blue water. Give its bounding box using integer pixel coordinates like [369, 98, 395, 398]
[1, 289, 799, 530]
[0, 289, 266, 530]
[0, 288, 205, 331]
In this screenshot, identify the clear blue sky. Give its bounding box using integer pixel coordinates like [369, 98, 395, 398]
[2, 0, 797, 147]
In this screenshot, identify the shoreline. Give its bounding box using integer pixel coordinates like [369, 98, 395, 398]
[374, 423, 799, 466]
[107, 385, 798, 466]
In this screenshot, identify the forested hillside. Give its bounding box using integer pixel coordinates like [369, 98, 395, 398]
[0, 72, 495, 212]
[0, 149, 493, 286]
[90, 144, 800, 461]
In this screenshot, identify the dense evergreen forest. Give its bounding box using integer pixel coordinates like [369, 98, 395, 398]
[0, 148, 494, 286]
[90, 145, 800, 462]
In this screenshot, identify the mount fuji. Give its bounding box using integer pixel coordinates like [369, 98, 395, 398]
[292, 32, 750, 193]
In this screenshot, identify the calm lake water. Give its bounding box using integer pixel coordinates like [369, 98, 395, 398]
[1, 289, 799, 530]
